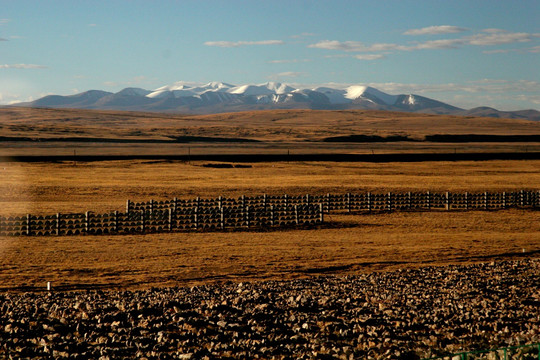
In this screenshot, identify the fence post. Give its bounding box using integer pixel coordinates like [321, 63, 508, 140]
[464, 192, 468, 211]
[168, 208, 173, 231]
[270, 205, 275, 226]
[173, 197, 178, 213]
[319, 203, 324, 223]
[220, 206, 224, 229]
[126, 200, 131, 214]
[408, 192, 412, 210]
[426, 191, 431, 211]
[56, 213, 60, 236]
[284, 194, 288, 208]
[194, 206, 198, 230]
[85, 211, 90, 233]
[520, 190, 524, 207]
[294, 205, 299, 225]
[502, 192, 506, 209]
[347, 193, 351, 213]
[141, 211, 145, 233]
[367, 192, 372, 212]
[326, 193, 331, 212]
[218, 196, 222, 209]
[263, 194, 267, 210]
[114, 211, 119, 232]
[150, 199, 154, 214]
[26, 214, 31, 236]
[484, 191, 488, 210]
[246, 206, 250, 228]
[387, 192, 392, 212]
[306, 194, 310, 207]
[445, 192, 450, 211]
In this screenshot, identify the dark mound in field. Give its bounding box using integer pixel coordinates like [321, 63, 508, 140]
[1, 260, 538, 359]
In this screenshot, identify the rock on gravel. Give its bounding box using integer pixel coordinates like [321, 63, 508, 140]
[0, 260, 539, 359]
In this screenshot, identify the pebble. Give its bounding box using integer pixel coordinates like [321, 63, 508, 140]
[0, 259, 538, 359]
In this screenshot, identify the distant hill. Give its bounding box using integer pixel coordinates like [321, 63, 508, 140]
[12, 81, 540, 120]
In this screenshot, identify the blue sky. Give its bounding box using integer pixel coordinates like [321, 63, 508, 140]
[1, 0, 539, 110]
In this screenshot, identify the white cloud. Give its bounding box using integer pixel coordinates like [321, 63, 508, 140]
[309, 40, 407, 52]
[466, 32, 539, 46]
[514, 94, 540, 105]
[268, 59, 312, 64]
[0, 64, 47, 69]
[268, 72, 306, 80]
[412, 38, 465, 49]
[204, 40, 284, 47]
[0, 92, 35, 105]
[354, 54, 385, 60]
[482, 28, 507, 34]
[291, 32, 315, 39]
[275, 71, 303, 77]
[404, 25, 468, 35]
[0, 19, 10, 25]
[483, 49, 512, 54]
[368, 79, 540, 95]
[308, 30, 540, 56]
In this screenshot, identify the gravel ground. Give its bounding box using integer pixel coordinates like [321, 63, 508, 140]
[1, 259, 539, 359]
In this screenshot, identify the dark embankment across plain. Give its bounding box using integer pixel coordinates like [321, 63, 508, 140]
[2, 151, 540, 163]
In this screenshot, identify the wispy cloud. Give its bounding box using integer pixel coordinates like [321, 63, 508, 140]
[309, 29, 540, 56]
[466, 31, 539, 45]
[0, 64, 48, 69]
[268, 71, 306, 80]
[268, 59, 312, 64]
[354, 54, 385, 60]
[204, 40, 284, 47]
[309, 40, 406, 52]
[483, 45, 540, 54]
[369, 79, 540, 95]
[275, 71, 303, 77]
[404, 25, 468, 35]
[0, 38, 7, 41]
[412, 38, 465, 49]
[0, 19, 10, 26]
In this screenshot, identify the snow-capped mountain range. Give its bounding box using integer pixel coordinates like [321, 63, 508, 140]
[13, 81, 540, 120]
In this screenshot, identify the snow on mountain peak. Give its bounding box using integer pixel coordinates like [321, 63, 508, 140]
[145, 81, 416, 106]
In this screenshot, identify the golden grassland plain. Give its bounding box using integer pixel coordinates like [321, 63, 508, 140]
[1, 107, 539, 291]
[2, 107, 540, 157]
[0, 159, 539, 291]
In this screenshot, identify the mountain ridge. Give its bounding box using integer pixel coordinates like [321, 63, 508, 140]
[11, 82, 540, 121]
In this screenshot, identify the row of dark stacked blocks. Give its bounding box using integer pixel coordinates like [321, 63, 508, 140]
[1, 190, 538, 236]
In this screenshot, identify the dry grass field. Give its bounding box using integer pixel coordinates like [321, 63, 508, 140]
[2, 107, 540, 141]
[1, 107, 539, 291]
[1, 159, 539, 291]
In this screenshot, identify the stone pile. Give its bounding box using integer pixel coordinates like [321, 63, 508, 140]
[1, 259, 538, 359]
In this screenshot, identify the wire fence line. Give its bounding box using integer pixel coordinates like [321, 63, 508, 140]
[0, 190, 538, 237]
